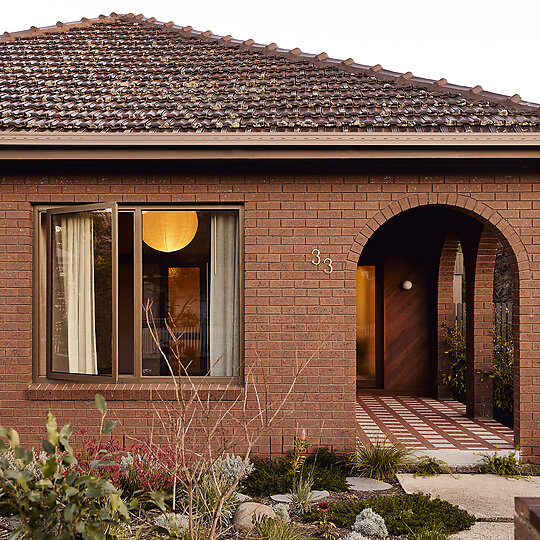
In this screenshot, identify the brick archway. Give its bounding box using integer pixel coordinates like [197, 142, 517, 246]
[346, 193, 532, 458]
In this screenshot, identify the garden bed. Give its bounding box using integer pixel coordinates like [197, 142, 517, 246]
[0, 395, 487, 540]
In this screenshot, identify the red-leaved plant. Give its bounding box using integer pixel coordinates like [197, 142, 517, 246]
[75, 434, 179, 501]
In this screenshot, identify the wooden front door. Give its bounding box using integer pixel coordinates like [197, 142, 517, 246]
[383, 256, 430, 395]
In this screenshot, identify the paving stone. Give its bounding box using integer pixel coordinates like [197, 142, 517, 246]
[449, 521, 513, 539]
[270, 490, 329, 503]
[397, 473, 540, 519]
[346, 477, 393, 491]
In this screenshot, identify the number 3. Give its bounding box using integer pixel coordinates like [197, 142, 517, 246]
[323, 258, 333, 274]
[311, 248, 321, 266]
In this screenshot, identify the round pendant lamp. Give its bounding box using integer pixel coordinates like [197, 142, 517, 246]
[142, 210, 198, 252]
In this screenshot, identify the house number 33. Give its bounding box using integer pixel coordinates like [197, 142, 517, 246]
[311, 248, 333, 274]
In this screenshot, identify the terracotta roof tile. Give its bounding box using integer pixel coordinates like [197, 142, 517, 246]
[0, 14, 538, 133]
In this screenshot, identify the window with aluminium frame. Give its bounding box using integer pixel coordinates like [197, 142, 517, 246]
[34, 203, 244, 383]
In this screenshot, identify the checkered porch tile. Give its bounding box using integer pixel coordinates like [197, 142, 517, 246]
[356, 395, 514, 451]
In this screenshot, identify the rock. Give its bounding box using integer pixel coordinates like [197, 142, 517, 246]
[270, 493, 292, 503]
[233, 502, 276, 531]
[310, 490, 330, 501]
[235, 492, 252, 502]
[346, 477, 392, 491]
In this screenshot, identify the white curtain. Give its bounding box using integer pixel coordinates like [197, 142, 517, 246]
[209, 212, 239, 377]
[59, 215, 98, 374]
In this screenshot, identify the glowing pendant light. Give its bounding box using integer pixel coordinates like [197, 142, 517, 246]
[142, 210, 198, 252]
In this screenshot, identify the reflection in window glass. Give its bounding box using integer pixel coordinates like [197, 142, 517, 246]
[142, 210, 240, 377]
[50, 210, 112, 375]
[356, 266, 376, 378]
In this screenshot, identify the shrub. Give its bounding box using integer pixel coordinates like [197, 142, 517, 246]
[76, 437, 178, 502]
[413, 456, 451, 477]
[213, 454, 254, 487]
[478, 449, 523, 478]
[302, 493, 475, 537]
[0, 449, 48, 516]
[441, 323, 467, 403]
[251, 516, 311, 540]
[191, 470, 239, 524]
[0, 395, 130, 539]
[478, 312, 514, 428]
[153, 512, 189, 537]
[442, 315, 515, 429]
[350, 438, 412, 480]
[273, 503, 291, 522]
[242, 448, 350, 496]
[352, 508, 388, 537]
[291, 469, 315, 514]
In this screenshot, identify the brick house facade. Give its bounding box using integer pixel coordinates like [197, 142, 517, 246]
[0, 15, 539, 462]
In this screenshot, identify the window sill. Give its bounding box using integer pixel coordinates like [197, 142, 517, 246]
[26, 382, 244, 402]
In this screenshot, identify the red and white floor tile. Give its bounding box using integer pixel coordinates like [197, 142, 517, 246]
[356, 394, 514, 451]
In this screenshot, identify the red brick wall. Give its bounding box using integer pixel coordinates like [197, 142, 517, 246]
[0, 161, 538, 461]
[437, 234, 460, 399]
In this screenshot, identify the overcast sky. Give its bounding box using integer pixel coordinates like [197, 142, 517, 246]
[3, 0, 540, 104]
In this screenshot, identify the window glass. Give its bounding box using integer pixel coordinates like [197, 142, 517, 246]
[356, 266, 376, 378]
[44, 205, 241, 381]
[142, 210, 239, 377]
[50, 209, 113, 375]
[118, 212, 135, 374]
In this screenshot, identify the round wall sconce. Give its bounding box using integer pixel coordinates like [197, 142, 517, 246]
[142, 210, 198, 252]
[401, 280, 413, 291]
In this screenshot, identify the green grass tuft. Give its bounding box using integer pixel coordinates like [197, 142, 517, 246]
[350, 438, 413, 480]
[252, 516, 312, 540]
[413, 456, 452, 477]
[478, 449, 523, 478]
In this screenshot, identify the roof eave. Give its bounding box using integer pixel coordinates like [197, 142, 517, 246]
[0, 132, 539, 159]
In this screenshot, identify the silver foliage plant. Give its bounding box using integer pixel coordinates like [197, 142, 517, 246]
[153, 512, 189, 535]
[3, 449, 47, 481]
[213, 454, 254, 485]
[272, 503, 291, 522]
[352, 508, 388, 538]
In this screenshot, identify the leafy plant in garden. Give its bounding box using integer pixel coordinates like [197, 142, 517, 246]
[477, 312, 514, 427]
[302, 493, 475, 537]
[441, 323, 467, 403]
[75, 436, 178, 503]
[442, 315, 515, 428]
[350, 438, 412, 480]
[242, 448, 350, 496]
[413, 456, 452, 477]
[352, 508, 388, 537]
[313, 502, 338, 539]
[478, 449, 523, 478]
[289, 431, 317, 514]
[290, 468, 314, 514]
[290, 430, 310, 475]
[0, 394, 130, 539]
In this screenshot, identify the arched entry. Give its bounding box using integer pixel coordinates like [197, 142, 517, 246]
[348, 194, 529, 453]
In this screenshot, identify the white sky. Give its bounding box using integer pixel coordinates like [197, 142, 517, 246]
[3, 0, 540, 103]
